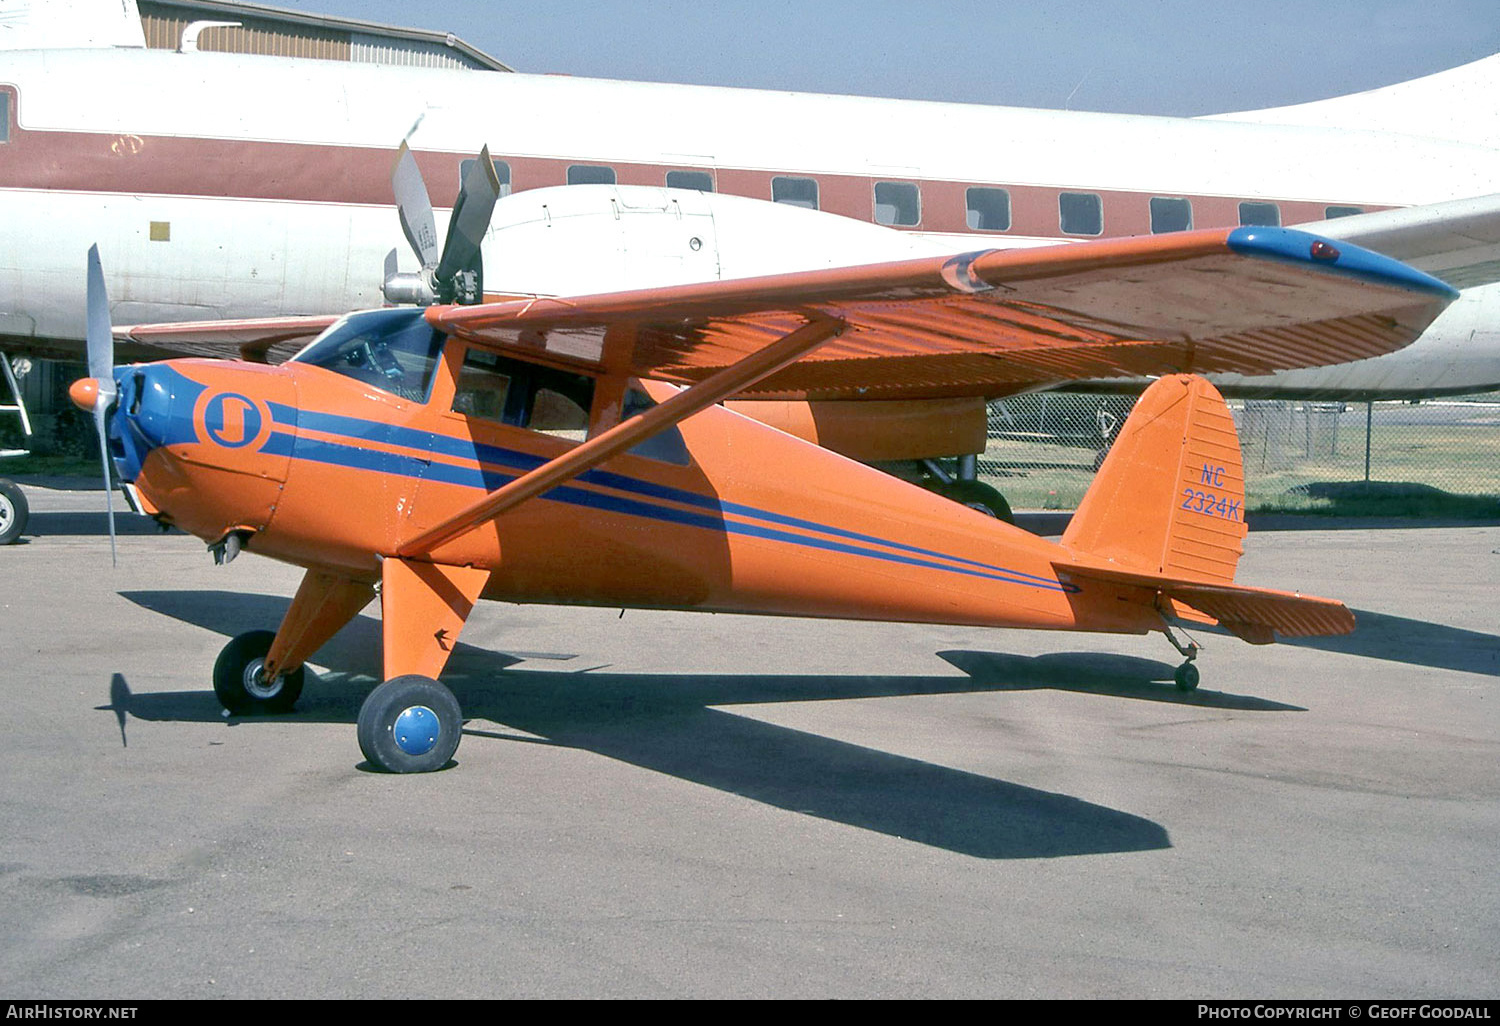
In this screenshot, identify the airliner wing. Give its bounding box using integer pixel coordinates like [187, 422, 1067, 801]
[1297, 193, 1500, 290]
[432, 226, 1457, 401]
[117, 315, 341, 363]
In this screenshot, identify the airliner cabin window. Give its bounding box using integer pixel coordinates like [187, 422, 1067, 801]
[966, 187, 1011, 231]
[666, 170, 714, 192]
[772, 176, 819, 210]
[1325, 205, 1364, 219]
[1149, 197, 1192, 233]
[568, 164, 617, 186]
[1239, 202, 1281, 227]
[1059, 192, 1102, 235]
[874, 181, 920, 226]
[459, 158, 512, 197]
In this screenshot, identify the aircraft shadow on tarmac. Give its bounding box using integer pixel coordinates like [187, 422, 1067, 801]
[1278, 609, 1500, 677]
[104, 589, 1251, 860]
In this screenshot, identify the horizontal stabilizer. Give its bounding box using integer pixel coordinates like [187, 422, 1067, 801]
[1053, 559, 1355, 643]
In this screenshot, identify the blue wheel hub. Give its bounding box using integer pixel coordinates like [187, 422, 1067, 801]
[393, 705, 440, 756]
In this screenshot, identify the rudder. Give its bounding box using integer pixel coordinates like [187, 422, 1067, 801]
[1062, 375, 1246, 584]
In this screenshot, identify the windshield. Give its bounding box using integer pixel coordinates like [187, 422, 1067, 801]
[290, 308, 444, 402]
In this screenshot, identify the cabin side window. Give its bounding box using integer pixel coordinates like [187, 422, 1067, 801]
[772, 176, 819, 210]
[1149, 197, 1192, 233]
[567, 164, 617, 186]
[1059, 192, 1102, 235]
[621, 388, 691, 465]
[666, 169, 714, 192]
[1238, 201, 1281, 227]
[1325, 205, 1364, 219]
[0, 91, 9, 144]
[965, 187, 1011, 231]
[874, 181, 920, 226]
[451, 347, 595, 443]
[459, 158, 512, 197]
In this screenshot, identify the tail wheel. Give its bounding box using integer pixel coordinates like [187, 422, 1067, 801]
[213, 630, 305, 714]
[0, 479, 28, 545]
[357, 675, 462, 774]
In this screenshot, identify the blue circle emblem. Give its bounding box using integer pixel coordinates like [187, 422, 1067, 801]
[204, 393, 263, 449]
[393, 705, 440, 756]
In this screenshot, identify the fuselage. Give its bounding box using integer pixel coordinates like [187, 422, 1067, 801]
[104, 311, 1155, 635]
[5, 46, 1500, 396]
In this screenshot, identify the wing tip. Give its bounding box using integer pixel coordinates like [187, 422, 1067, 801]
[1227, 226, 1460, 301]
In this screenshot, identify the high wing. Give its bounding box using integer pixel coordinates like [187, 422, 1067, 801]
[429, 225, 1457, 401]
[1298, 193, 1500, 291]
[394, 226, 1455, 557]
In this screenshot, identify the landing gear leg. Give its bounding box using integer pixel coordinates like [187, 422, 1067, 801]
[358, 558, 490, 773]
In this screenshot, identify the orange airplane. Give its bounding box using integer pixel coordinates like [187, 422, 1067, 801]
[69, 153, 1458, 773]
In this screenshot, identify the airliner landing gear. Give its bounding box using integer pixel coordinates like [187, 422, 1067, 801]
[0, 479, 27, 545]
[1161, 622, 1201, 692]
[921, 455, 1014, 523]
[357, 675, 463, 773]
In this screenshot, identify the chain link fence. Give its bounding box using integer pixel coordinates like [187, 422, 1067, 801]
[979, 390, 1500, 516]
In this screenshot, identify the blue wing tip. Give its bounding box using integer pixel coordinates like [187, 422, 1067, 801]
[1227, 226, 1459, 301]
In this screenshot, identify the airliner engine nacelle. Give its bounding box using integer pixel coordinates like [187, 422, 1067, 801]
[475, 184, 954, 300]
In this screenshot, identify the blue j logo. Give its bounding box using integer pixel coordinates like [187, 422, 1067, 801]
[204, 393, 264, 449]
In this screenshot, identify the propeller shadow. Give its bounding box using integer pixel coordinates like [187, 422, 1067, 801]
[116, 589, 1174, 859]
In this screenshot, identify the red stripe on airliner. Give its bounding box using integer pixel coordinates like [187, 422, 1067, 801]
[0, 84, 1376, 238]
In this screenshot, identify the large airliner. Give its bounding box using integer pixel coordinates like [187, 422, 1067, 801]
[0, 0, 1497, 532]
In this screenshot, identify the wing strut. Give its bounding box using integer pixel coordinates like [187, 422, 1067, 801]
[397, 314, 846, 558]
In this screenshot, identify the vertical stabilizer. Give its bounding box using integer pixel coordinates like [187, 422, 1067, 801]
[1062, 374, 1246, 584]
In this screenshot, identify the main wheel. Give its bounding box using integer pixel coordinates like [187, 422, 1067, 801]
[213, 629, 305, 714]
[357, 675, 462, 774]
[0, 479, 28, 545]
[1174, 662, 1200, 692]
[933, 479, 1014, 523]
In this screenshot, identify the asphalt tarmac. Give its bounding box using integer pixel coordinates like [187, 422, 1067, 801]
[2, 484, 1496, 998]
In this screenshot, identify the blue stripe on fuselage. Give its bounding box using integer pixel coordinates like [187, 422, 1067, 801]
[281, 410, 1077, 593]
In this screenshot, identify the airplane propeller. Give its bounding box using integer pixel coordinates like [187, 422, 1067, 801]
[83, 244, 118, 565]
[382, 142, 502, 306]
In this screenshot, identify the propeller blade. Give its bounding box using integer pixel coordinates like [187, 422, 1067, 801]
[391, 141, 440, 271]
[434, 145, 502, 289]
[85, 245, 115, 399]
[85, 244, 117, 566]
[94, 402, 117, 567]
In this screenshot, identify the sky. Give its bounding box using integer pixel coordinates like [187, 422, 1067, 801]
[264, 0, 1500, 116]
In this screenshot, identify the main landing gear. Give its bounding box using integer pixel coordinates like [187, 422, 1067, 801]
[356, 675, 463, 774]
[212, 629, 467, 773]
[213, 630, 306, 714]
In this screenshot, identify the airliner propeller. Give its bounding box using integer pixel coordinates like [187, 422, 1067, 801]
[382, 142, 502, 306]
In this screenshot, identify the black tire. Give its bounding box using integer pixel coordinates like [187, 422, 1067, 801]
[0, 479, 28, 545]
[213, 629, 305, 714]
[1174, 662, 1200, 692]
[357, 675, 462, 774]
[933, 479, 1014, 524]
